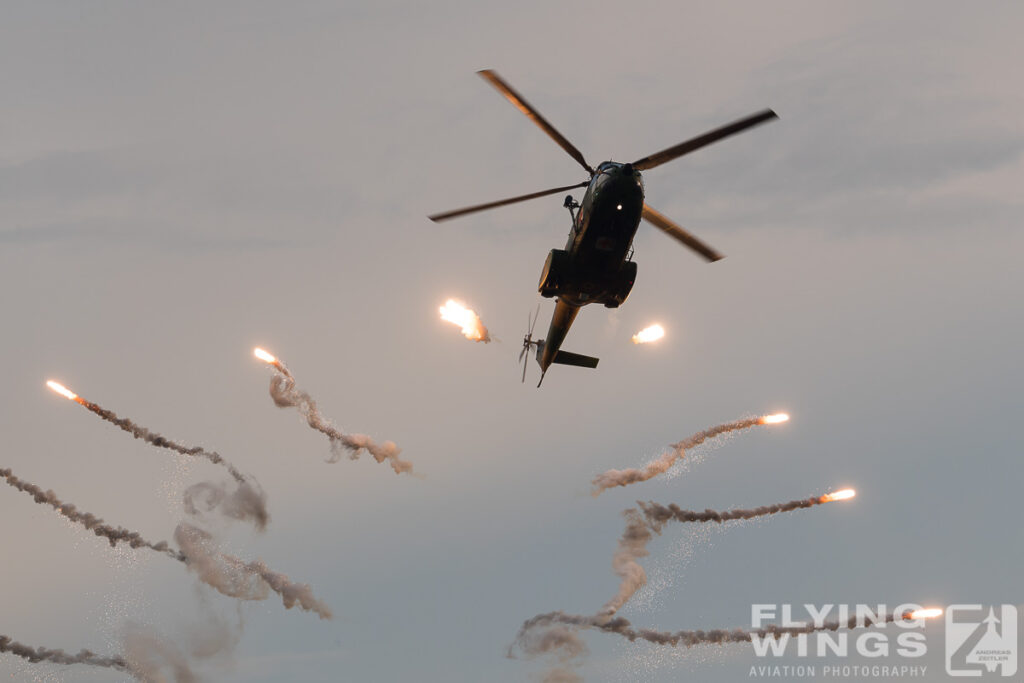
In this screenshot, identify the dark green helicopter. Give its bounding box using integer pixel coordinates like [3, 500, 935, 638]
[430, 70, 777, 386]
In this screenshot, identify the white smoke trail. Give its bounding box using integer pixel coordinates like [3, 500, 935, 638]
[592, 414, 787, 494]
[183, 480, 269, 532]
[638, 492, 850, 530]
[47, 382, 248, 484]
[174, 523, 332, 620]
[0, 635, 130, 674]
[255, 349, 413, 475]
[514, 608, 927, 652]
[0, 467, 184, 561]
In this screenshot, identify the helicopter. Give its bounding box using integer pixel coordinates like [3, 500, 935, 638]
[430, 70, 777, 386]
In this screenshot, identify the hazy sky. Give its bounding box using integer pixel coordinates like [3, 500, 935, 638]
[1, 2, 1022, 681]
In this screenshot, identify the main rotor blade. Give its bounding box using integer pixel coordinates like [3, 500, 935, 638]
[631, 109, 778, 171]
[478, 70, 595, 175]
[642, 204, 723, 262]
[429, 182, 588, 222]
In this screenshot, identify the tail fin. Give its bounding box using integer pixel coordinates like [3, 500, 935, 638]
[550, 350, 599, 369]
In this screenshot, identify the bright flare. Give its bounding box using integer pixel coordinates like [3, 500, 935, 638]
[820, 488, 856, 503]
[253, 347, 277, 364]
[908, 608, 943, 620]
[439, 299, 490, 343]
[46, 380, 79, 402]
[759, 413, 790, 425]
[631, 324, 665, 345]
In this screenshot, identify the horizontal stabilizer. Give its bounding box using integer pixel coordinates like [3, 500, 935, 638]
[551, 350, 600, 369]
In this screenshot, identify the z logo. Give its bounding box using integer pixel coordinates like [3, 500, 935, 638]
[946, 605, 1017, 677]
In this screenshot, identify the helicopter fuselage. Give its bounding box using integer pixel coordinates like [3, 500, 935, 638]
[534, 161, 645, 372]
[562, 161, 644, 303]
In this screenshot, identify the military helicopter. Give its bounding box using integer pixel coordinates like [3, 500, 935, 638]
[430, 70, 777, 386]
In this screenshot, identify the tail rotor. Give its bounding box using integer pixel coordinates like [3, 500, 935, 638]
[519, 304, 541, 383]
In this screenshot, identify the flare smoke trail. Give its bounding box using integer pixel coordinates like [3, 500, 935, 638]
[0, 635, 130, 674]
[0, 467, 326, 619]
[510, 621, 587, 682]
[122, 626, 197, 683]
[122, 613, 242, 683]
[253, 349, 413, 475]
[543, 666, 583, 683]
[175, 523, 333, 620]
[46, 380, 246, 483]
[46, 380, 268, 530]
[0, 467, 184, 561]
[183, 480, 269, 532]
[591, 413, 789, 495]
[512, 608, 933, 656]
[639, 489, 856, 530]
[517, 507, 655, 683]
[596, 491, 853, 620]
[600, 509, 653, 617]
[514, 487, 852, 676]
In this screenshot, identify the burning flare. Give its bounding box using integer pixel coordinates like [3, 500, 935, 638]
[47, 380, 81, 403]
[253, 347, 280, 367]
[254, 346, 292, 379]
[759, 413, 790, 425]
[908, 608, 943, 620]
[439, 299, 491, 343]
[631, 324, 665, 344]
[820, 488, 856, 503]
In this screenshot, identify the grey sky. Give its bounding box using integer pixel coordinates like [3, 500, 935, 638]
[1, 1, 1021, 681]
